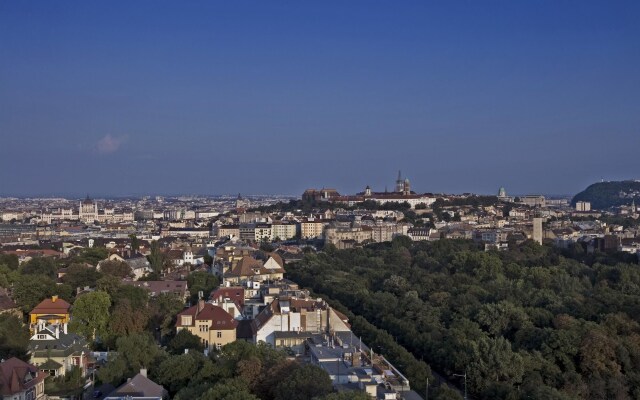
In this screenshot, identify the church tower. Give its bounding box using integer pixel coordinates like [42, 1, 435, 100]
[395, 170, 404, 193]
[403, 178, 410, 195]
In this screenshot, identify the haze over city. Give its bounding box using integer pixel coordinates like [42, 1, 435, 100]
[1, 1, 639, 197]
[3, 3, 640, 400]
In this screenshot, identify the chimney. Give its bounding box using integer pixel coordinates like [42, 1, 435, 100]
[197, 299, 205, 313]
[63, 323, 67, 334]
[51, 295, 58, 302]
[55, 324, 60, 339]
[140, 368, 147, 378]
[352, 352, 362, 367]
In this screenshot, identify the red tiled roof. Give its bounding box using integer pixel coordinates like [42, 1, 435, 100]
[29, 297, 70, 316]
[0, 358, 47, 396]
[210, 287, 245, 307]
[176, 303, 237, 330]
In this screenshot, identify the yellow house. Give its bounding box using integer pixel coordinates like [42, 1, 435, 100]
[176, 300, 237, 351]
[29, 296, 71, 333]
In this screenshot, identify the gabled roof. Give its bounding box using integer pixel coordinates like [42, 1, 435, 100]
[210, 287, 245, 307]
[108, 373, 166, 399]
[236, 319, 256, 340]
[0, 357, 47, 396]
[176, 302, 238, 330]
[266, 253, 284, 268]
[226, 256, 264, 277]
[29, 324, 89, 355]
[29, 297, 70, 316]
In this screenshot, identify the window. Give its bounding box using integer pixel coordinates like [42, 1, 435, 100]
[37, 334, 47, 340]
[181, 316, 192, 326]
[217, 331, 222, 338]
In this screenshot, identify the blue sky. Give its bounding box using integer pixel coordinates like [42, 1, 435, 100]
[1, 1, 639, 197]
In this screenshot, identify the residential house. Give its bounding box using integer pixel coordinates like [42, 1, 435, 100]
[216, 225, 240, 239]
[271, 222, 297, 241]
[0, 357, 47, 400]
[99, 253, 152, 280]
[121, 281, 189, 303]
[300, 220, 326, 240]
[28, 323, 91, 377]
[210, 287, 245, 309]
[251, 297, 351, 350]
[239, 224, 256, 242]
[176, 300, 238, 351]
[104, 370, 167, 400]
[407, 227, 430, 241]
[254, 224, 273, 242]
[223, 255, 285, 285]
[29, 296, 70, 333]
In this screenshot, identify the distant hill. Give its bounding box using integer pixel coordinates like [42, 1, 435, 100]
[571, 180, 640, 209]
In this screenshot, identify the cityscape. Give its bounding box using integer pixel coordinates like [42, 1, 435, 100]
[1, 2, 640, 400]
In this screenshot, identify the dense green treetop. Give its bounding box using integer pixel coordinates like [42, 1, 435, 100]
[288, 239, 640, 400]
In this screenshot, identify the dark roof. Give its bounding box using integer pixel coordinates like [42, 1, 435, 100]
[38, 359, 63, 370]
[0, 288, 16, 311]
[28, 325, 90, 356]
[236, 319, 255, 340]
[108, 373, 166, 399]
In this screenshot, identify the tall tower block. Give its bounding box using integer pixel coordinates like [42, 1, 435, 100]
[533, 217, 543, 245]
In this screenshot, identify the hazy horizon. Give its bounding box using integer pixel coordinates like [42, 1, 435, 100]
[2, 1, 639, 197]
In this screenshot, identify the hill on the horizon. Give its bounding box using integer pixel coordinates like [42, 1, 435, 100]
[571, 180, 640, 209]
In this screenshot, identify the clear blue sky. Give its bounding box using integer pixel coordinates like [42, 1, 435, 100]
[1, 1, 639, 197]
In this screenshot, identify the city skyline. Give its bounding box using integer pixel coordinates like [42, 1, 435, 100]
[2, 1, 639, 196]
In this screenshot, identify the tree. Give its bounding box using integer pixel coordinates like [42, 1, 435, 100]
[187, 271, 219, 304]
[0, 264, 19, 288]
[273, 364, 332, 400]
[20, 257, 57, 278]
[99, 260, 133, 279]
[200, 378, 259, 400]
[96, 274, 122, 295]
[153, 352, 204, 395]
[467, 336, 524, 392]
[149, 293, 186, 340]
[0, 254, 19, 270]
[112, 285, 148, 309]
[432, 384, 464, 400]
[69, 291, 111, 341]
[12, 274, 58, 312]
[107, 299, 149, 339]
[148, 241, 166, 274]
[98, 333, 165, 386]
[129, 234, 140, 251]
[0, 314, 30, 361]
[260, 241, 275, 252]
[74, 247, 109, 266]
[62, 263, 102, 290]
[203, 253, 213, 266]
[167, 329, 205, 355]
